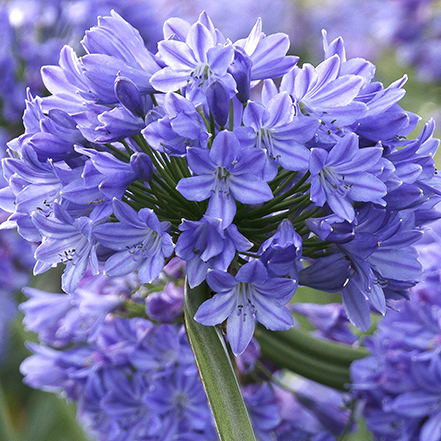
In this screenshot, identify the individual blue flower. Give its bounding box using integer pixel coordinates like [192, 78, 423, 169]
[142, 92, 209, 155]
[93, 199, 174, 284]
[383, 118, 441, 211]
[237, 85, 318, 180]
[258, 218, 302, 279]
[150, 12, 237, 105]
[194, 259, 297, 355]
[177, 130, 273, 228]
[242, 383, 282, 441]
[80, 10, 161, 103]
[280, 51, 368, 142]
[20, 272, 130, 347]
[176, 214, 252, 288]
[234, 17, 298, 81]
[292, 302, 357, 345]
[309, 133, 387, 222]
[145, 281, 184, 323]
[300, 204, 423, 331]
[32, 203, 99, 294]
[1, 141, 76, 241]
[144, 364, 216, 437]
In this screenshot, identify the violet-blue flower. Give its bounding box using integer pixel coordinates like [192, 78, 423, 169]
[176, 214, 252, 287]
[150, 12, 237, 106]
[93, 199, 174, 284]
[32, 203, 99, 294]
[177, 130, 273, 228]
[309, 132, 387, 222]
[237, 86, 318, 180]
[194, 259, 297, 355]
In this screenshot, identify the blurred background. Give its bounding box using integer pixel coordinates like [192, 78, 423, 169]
[1, 0, 441, 440]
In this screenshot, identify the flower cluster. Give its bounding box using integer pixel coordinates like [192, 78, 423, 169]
[20, 260, 352, 441]
[20, 268, 219, 440]
[351, 216, 441, 441]
[1, 10, 440, 360]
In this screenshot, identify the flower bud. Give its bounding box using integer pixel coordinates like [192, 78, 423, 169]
[114, 74, 145, 118]
[206, 79, 230, 127]
[130, 151, 153, 181]
[228, 47, 252, 103]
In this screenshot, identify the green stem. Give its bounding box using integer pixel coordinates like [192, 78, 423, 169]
[271, 171, 299, 196]
[269, 169, 295, 192]
[255, 327, 353, 391]
[184, 281, 257, 441]
[269, 326, 369, 367]
[241, 177, 311, 221]
[229, 99, 234, 132]
[104, 143, 131, 161]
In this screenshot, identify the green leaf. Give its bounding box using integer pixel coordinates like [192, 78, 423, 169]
[183, 280, 257, 441]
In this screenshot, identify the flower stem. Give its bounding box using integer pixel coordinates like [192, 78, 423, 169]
[184, 280, 257, 441]
[255, 326, 355, 391]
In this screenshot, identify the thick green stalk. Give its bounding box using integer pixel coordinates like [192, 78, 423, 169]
[255, 327, 353, 391]
[270, 327, 369, 366]
[183, 281, 257, 441]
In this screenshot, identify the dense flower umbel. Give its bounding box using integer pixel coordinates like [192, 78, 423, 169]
[2, 10, 441, 357]
[20, 265, 347, 440]
[350, 220, 441, 441]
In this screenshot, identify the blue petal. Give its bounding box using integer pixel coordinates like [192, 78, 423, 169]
[104, 251, 140, 276]
[341, 280, 371, 331]
[387, 392, 441, 418]
[209, 130, 239, 167]
[186, 21, 214, 63]
[227, 304, 256, 356]
[206, 191, 237, 228]
[236, 260, 267, 284]
[157, 40, 196, 70]
[206, 269, 236, 292]
[228, 174, 273, 204]
[176, 175, 214, 201]
[253, 295, 293, 331]
[194, 292, 235, 326]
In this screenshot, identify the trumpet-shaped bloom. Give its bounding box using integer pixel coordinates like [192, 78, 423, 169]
[150, 13, 236, 105]
[194, 259, 297, 355]
[177, 130, 273, 228]
[176, 215, 252, 288]
[93, 199, 173, 284]
[309, 133, 387, 222]
[237, 89, 318, 180]
[32, 203, 99, 294]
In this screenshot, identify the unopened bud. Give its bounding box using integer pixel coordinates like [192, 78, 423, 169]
[206, 80, 230, 127]
[130, 151, 153, 181]
[228, 47, 252, 103]
[114, 74, 145, 118]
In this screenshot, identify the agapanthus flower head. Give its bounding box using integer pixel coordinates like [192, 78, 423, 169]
[2, 6, 440, 366]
